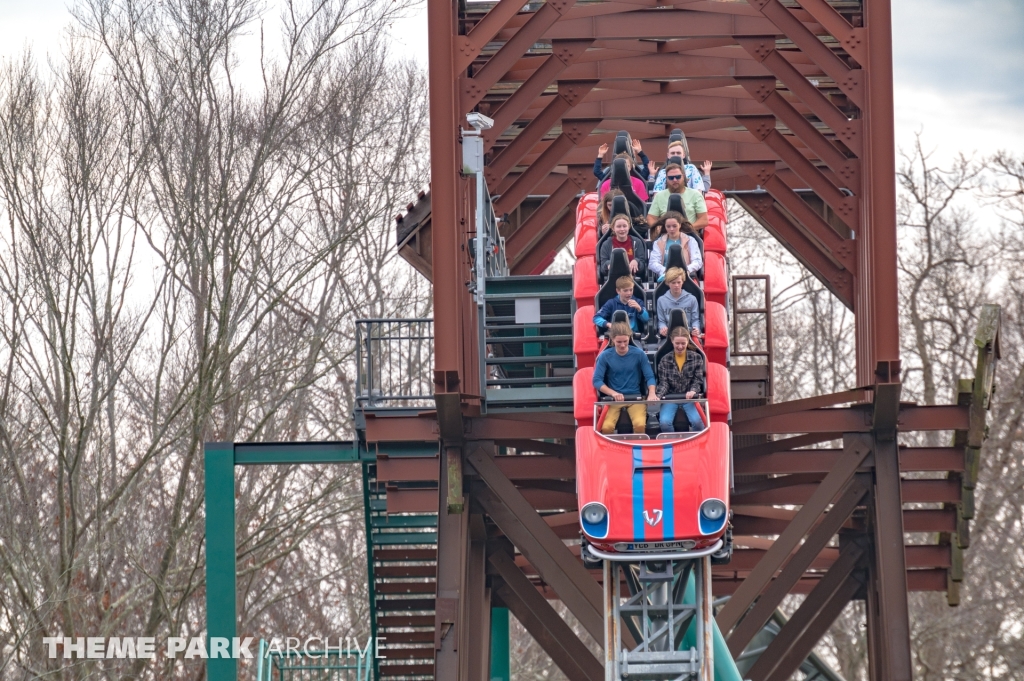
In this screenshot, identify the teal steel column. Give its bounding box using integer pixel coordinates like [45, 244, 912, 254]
[205, 442, 237, 681]
[489, 607, 510, 681]
[679, 572, 743, 681]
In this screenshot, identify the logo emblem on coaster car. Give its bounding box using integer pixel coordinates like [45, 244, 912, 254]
[644, 509, 663, 527]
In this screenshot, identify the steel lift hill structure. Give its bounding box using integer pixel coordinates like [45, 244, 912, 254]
[202, 1, 1002, 680]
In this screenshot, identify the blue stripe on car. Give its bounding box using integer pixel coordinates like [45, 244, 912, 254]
[661, 444, 674, 538]
[632, 446, 644, 541]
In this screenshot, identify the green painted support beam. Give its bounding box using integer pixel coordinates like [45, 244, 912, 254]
[679, 572, 744, 681]
[205, 442, 237, 681]
[234, 441, 362, 465]
[490, 607, 511, 681]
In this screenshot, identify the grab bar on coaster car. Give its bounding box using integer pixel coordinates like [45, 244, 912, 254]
[592, 396, 711, 441]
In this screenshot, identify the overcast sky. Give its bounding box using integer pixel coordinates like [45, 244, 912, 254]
[1, 0, 1021, 163]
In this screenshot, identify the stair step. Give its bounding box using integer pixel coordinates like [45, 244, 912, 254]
[371, 514, 438, 528]
[375, 598, 435, 611]
[374, 548, 438, 561]
[376, 566, 436, 577]
[379, 663, 433, 677]
[377, 615, 435, 627]
[378, 647, 435, 660]
[382, 631, 435, 643]
[372, 531, 438, 545]
[377, 581, 437, 595]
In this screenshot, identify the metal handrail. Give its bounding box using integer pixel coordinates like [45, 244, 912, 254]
[355, 318, 434, 407]
[731, 274, 773, 397]
[255, 640, 372, 681]
[473, 181, 510, 290]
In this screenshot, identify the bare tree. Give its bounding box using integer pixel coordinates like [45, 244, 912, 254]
[0, 0, 429, 678]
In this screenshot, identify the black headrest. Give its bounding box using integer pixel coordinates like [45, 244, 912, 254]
[597, 250, 645, 316]
[667, 155, 684, 167]
[669, 129, 683, 143]
[611, 310, 629, 324]
[667, 193, 685, 214]
[648, 243, 702, 327]
[654, 268, 705, 323]
[665, 243, 686, 272]
[611, 195, 632, 221]
[613, 132, 631, 158]
[610, 158, 632, 191]
[607, 157, 646, 223]
[655, 308, 706, 378]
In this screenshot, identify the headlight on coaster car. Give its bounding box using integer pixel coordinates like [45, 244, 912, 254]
[700, 499, 726, 521]
[582, 503, 608, 525]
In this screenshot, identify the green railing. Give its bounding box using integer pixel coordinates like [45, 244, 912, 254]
[255, 641, 373, 681]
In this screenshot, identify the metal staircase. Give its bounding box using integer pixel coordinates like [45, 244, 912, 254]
[481, 274, 575, 412]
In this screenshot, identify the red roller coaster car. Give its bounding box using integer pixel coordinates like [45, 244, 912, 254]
[576, 397, 731, 561]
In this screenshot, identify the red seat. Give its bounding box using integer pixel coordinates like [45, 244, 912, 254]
[703, 302, 728, 366]
[574, 306, 598, 368]
[703, 252, 727, 307]
[706, 362, 731, 422]
[573, 367, 596, 426]
[575, 228, 597, 258]
[574, 256, 599, 307]
[576, 214, 597, 244]
[703, 222, 726, 255]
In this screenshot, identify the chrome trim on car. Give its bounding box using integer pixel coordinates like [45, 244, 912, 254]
[584, 539, 724, 562]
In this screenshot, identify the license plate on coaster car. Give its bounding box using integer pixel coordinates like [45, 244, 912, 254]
[613, 540, 696, 552]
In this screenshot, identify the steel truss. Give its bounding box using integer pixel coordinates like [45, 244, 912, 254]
[604, 558, 715, 681]
[237, 0, 1007, 680]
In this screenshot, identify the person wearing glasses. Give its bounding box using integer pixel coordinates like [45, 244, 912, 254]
[647, 163, 708, 232]
[651, 139, 709, 193]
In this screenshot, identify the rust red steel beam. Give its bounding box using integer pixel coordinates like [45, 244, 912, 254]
[364, 414, 577, 442]
[747, 0, 863, 107]
[510, 207, 577, 276]
[465, 445, 606, 644]
[726, 475, 869, 656]
[735, 447, 967, 475]
[732, 478, 959, 506]
[455, 0, 533, 73]
[745, 541, 866, 681]
[716, 544, 952, 574]
[731, 404, 968, 435]
[857, 0, 901, 387]
[433, 446, 467, 679]
[427, 0, 462, 398]
[534, 9, 780, 40]
[716, 436, 871, 635]
[737, 38, 862, 157]
[379, 448, 963, 484]
[794, 0, 867, 66]
[483, 41, 594, 149]
[489, 549, 603, 681]
[488, 86, 597, 183]
[736, 78, 861, 189]
[462, 0, 579, 112]
[492, 119, 596, 216]
[742, 118, 859, 226]
[732, 388, 865, 423]
[737, 162, 857, 272]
